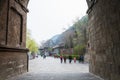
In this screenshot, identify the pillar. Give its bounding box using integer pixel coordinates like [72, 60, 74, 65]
[0, 0, 29, 79]
[86, 0, 120, 80]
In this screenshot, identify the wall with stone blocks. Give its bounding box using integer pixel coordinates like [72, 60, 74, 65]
[0, 0, 29, 48]
[87, 0, 120, 80]
[0, 0, 29, 79]
[0, 47, 28, 79]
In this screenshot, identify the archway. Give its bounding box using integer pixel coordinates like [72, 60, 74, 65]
[0, 0, 120, 80]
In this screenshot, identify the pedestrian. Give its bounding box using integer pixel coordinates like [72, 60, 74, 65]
[78, 55, 81, 63]
[63, 56, 66, 63]
[60, 55, 63, 63]
[68, 55, 72, 63]
[74, 57, 76, 63]
[43, 54, 46, 59]
[81, 55, 84, 63]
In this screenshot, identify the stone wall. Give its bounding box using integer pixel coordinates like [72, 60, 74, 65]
[0, 47, 28, 79]
[0, 0, 8, 45]
[0, 0, 29, 47]
[0, 0, 29, 79]
[87, 0, 120, 80]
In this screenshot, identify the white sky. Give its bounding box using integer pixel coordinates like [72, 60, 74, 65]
[27, 0, 88, 44]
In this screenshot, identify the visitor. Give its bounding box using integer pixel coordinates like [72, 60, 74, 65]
[60, 55, 63, 63]
[78, 55, 81, 63]
[81, 55, 84, 63]
[68, 55, 72, 63]
[63, 56, 67, 63]
[43, 55, 46, 59]
[74, 57, 76, 63]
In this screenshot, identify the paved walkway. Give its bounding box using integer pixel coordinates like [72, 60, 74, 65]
[8, 57, 103, 80]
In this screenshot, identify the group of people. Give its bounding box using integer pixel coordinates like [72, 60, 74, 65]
[59, 55, 84, 63]
[60, 55, 67, 63]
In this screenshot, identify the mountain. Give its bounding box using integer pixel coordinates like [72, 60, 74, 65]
[42, 26, 75, 48]
[41, 15, 88, 48]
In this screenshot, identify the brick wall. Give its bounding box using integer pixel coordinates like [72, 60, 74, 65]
[87, 0, 120, 80]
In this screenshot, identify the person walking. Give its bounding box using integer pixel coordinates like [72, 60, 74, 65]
[68, 55, 72, 63]
[60, 55, 63, 63]
[74, 57, 76, 63]
[63, 56, 67, 63]
[78, 55, 81, 63]
[81, 55, 84, 63]
[43, 55, 46, 59]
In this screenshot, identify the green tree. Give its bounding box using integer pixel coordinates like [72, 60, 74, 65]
[73, 15, 88, 55]
[26, 30, 38, 53]
[73, 15, 88, 46]
[73, 45, 85, 55]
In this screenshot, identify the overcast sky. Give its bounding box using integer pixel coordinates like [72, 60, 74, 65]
[27, 0, 88, 45]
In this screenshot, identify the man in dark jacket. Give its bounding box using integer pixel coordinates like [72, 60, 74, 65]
[68, 55, 72, 63]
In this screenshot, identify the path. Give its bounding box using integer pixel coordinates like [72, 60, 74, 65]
[8, 57, 103, 80]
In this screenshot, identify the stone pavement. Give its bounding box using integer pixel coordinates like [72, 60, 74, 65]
[7, 57, 103, 80]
